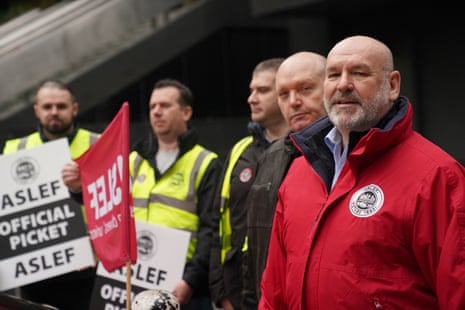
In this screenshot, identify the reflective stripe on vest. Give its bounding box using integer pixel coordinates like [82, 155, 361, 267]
[219, 136, 253, 264]
[132, 149, 211, 214]
[3, 129, 99, 159]
[131, 145, 217, 261]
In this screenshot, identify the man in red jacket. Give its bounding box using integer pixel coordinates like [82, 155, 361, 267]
[242, 51, 327, 309]
[259, 35, 465, 309]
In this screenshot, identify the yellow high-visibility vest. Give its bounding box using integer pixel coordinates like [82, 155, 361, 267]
[2, 129, 99, 158]
[130, 145, 218, 261]
[218, 136, 253, 264]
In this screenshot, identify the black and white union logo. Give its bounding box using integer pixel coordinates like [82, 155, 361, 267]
[349, 184, 384, 218]
[137, 230, 158, 261]
[11, 156, 40, 185]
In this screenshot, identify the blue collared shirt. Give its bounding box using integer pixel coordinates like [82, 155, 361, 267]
[324, 127, 348, 190]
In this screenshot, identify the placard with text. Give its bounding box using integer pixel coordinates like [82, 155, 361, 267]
[90, 221, 190, 309]
[0, 139, 95, 291]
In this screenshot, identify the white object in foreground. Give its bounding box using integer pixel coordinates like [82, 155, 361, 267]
[132, 289, 180, 310]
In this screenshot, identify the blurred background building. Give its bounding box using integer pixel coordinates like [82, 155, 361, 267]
[0, 0, 458, 164]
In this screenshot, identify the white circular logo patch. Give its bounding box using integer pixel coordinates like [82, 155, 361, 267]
[11, 156, 39, 185]
[349, 184, 384, 218]
[137, 230, 158, 261]
[239, 168, 252, 183]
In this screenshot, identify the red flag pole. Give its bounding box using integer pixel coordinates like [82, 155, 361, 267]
[121, 102, 133, 310]
[126, 260, 132, 310]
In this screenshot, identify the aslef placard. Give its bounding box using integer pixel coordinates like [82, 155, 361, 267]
[91, 220, 190, 308]
[0, 138, 95, 291]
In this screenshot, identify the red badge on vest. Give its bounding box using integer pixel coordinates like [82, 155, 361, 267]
[239, 168, 252, 183]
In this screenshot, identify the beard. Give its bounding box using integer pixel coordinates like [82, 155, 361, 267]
[325, 81, 391, 131]
[41, 119, 73, 136]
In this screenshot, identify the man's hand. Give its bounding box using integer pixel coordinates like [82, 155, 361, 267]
[171, 279, 193, 305]
[61, 161, 82, 193]
[220, 298, 234, 310]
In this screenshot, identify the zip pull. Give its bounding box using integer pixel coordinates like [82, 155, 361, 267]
[373, 299, 383, 309]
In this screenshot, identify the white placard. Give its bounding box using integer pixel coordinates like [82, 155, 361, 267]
[0, 139, 72, 216]
[0, 139, 95, 291]
[96, 220, 190, 290]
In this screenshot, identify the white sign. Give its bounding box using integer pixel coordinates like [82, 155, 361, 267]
[0, 139, 95, 291]
[91, 221, 190, 308]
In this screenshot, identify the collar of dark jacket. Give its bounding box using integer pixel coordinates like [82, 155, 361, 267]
[133, 126, 199, 161]
[38, 122, 79, 144]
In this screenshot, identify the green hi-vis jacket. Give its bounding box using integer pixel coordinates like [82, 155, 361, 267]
[130, 127, 221, 298]
[3, 128, 99, 158]
[130, 145, 217, 261]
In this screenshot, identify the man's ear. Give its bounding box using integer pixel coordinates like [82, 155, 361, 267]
[183, 105, 193, 121]
[389, 70, 401, 101]
[72, 102, 79, 117]
[33, 103, 39, 118]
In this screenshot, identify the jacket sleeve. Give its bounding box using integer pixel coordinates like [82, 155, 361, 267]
[258, 187, 288, 309]
[69, 190, 84, 204]
[183, 156, 222, 297]
[420, 163, 465, 309]
[209, 157, 230, 306]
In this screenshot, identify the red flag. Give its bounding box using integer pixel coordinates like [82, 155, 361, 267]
[76, 102, 137, 272]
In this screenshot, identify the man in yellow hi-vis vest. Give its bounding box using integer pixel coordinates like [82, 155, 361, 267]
[2, 79, 100, 310]
[62, 79, 221, 310]
[209, 59, 289, 310]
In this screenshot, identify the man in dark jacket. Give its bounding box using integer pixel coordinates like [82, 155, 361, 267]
[209, 58, 288, 310]
[241, 52, 327, 309]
